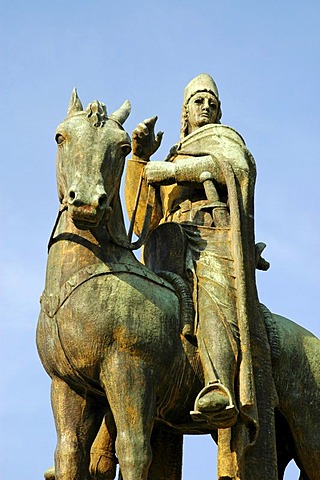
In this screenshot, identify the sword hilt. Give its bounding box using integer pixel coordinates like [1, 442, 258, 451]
[200, 171, 229, 227]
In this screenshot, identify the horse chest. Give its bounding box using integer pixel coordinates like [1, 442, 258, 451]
[39, 265, 181, 381]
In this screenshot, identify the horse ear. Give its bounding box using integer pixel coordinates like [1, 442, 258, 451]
[67, 88, 83, 116]
[109, 100, 131, 125]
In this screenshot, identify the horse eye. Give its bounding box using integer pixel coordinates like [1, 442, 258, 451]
[55, 133, 65, 145]
[121, 143, 131, 156]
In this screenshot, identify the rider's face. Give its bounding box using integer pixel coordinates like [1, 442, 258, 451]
[187, 92, 219, 133]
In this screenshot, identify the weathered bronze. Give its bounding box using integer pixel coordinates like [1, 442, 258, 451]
[38, 81, 320, 480]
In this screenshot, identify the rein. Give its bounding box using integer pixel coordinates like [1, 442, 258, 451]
[47, 204, 68, 253]
[126, 182, 155, 250]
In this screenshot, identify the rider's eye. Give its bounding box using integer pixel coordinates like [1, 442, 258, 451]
[121, 143, 131, 156]
[55, 133, 65, 145]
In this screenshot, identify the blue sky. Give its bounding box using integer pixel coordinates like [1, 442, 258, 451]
[1, 1, 319, 478]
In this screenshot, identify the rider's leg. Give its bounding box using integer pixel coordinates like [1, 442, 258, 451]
[191, 284, 239, 428]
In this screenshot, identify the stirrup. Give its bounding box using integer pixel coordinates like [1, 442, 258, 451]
[194, 381, 234, 410]
[190, 381, 238, 428]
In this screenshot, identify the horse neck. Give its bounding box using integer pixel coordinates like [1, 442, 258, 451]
[44, 208, 136, 295]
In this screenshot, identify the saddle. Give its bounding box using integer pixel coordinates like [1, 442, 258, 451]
[143, 222, 188, 278]
[144, 223, 195, 340]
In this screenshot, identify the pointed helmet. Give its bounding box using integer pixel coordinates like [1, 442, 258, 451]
[180, 74, 222, 139]
[183, 73, 219, 105]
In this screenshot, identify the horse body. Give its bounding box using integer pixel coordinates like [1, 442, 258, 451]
[38, 219, 176, 382]
[38, 90, 320, 480]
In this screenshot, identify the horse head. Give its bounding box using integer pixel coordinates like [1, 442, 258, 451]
[55, 88, 131, 230]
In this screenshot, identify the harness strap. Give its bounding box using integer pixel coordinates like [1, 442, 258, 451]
[40, 261, 175, 318]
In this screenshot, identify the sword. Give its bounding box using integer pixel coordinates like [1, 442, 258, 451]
[199, 171, 229, 227]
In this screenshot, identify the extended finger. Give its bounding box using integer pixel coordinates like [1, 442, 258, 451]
[155, 131, 164, 149]
[143, 116, 158, 129]
[133, 122, 149, 138]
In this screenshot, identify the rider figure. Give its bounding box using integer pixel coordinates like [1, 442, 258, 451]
[125, 74, 258, 429]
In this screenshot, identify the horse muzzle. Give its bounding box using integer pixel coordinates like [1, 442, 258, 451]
[68, 202, 112, 229]
[66, 187, 112, 229]
[67, 187, 113, 228]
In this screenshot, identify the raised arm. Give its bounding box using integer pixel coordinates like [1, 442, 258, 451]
[125, 117, 164, 237]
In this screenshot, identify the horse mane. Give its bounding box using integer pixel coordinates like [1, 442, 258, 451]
[86, 100, 108, 128]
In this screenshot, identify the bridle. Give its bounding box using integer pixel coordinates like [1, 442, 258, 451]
[47, 168, 155, 253]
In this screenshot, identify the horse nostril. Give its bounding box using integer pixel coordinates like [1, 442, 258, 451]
[68, 190, 76, 203]
[98, 193, 108, 209]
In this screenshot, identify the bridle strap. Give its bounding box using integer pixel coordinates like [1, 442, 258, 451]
[47, 170, 155, 253]
[127, 184, 155, 250]
[47, 204, 68, 253]
[128, 172, 144, 242]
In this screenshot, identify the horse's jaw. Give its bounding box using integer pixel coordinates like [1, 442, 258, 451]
[56, 198, 132, 256]
[68, 204, 113, 231]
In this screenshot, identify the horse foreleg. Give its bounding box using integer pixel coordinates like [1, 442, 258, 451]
[90, 410, 118, 480]
[51, 376, 103, 480]
[101, 355, 156, 480]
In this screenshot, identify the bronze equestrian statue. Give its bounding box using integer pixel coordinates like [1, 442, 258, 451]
[37, 80, 320, 480]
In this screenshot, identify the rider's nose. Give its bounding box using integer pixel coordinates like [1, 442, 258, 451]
[202, 99, 210, 110]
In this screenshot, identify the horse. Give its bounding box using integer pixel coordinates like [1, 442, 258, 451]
[37, 90, 320, 480]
